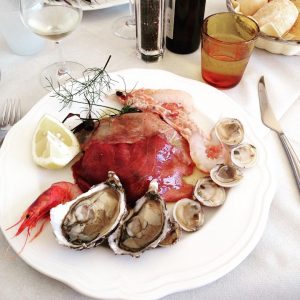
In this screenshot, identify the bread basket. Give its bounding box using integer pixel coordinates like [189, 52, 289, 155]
[226, 0, 300, 55]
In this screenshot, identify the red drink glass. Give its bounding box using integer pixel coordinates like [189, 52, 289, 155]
[201, 12, 259, 89]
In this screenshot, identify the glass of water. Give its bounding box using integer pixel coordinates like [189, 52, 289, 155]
[20, 0, 84, 88]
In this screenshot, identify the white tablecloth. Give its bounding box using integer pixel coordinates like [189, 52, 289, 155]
[0, 2, 300, 300]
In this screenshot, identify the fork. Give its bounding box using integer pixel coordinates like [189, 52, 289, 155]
[0, 99, 21, 146]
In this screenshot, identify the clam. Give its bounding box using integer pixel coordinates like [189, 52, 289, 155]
[108, 180, 170, 257]
[194, 177, 226, 207]
[231, 143, 257, 169]
[210, 164, 243, 188]
[50, 171, 127, 250]
[159, 220, 182, 247]
[173, 198, 204, 232]
[215, 118, 244, 146]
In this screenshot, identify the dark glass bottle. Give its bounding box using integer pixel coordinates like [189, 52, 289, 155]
[166, 0, 206, 54]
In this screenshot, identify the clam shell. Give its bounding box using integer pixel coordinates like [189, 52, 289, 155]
[194, 177, 226, 207]
[173, 198, 204, 232]
[215, 118, 244, 146]
[210, 164, 243, 188]
[231, 143, 257, 169]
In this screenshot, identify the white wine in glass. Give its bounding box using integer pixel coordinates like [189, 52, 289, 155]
[20, 0, 84, 88]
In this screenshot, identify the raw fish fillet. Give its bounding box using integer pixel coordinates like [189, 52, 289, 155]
[73, 112, 194, 205]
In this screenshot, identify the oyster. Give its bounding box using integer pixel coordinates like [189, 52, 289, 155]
[194, 177, 226, 207]
[50, 171, 127, 250]
[210, 164, 243, 187]
[108, 180, 170, 257]
[215, 118, 244, 146]
[173, 198, 204, 232]
[231, 143, 257, 169]
[159, 220, 182, 247]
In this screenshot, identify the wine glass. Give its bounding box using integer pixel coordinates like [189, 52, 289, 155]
[20, 0, 84, 88]
[113, 0, 135, 40]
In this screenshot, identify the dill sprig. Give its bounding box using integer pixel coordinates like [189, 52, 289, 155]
[46, 55, 121, 119]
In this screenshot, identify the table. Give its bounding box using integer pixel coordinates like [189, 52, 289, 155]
[0, 2, 300, 300]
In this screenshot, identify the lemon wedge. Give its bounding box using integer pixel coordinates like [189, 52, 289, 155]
[32, 114, 80, 169]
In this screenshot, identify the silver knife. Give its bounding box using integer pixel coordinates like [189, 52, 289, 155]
[258, 76, 300, 191]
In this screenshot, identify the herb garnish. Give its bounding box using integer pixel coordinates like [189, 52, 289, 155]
[46, 55, 121, 120]
[47, 55, 140, 135]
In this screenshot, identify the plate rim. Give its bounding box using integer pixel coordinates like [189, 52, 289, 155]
[80, 0, 128, 11]
[0, 68, 276, 300]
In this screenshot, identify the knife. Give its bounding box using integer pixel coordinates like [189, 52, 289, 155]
[258, 76, 300, 191]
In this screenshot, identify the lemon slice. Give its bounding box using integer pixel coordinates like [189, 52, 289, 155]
[32, 114, 80, 169]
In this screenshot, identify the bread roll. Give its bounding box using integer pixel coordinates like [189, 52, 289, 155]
[252, 0, 299, 37]
[233, 0, 268, 16]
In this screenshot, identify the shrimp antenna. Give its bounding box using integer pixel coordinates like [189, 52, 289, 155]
[5, 218, 23, 231]
[18, 229, 30, 255]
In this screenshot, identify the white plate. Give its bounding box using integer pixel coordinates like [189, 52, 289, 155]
[0, 69, 275, 300]
[80, 0, 128, 11]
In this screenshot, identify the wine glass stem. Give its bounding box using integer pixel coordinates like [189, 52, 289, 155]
[55, 41, 67, 76]
[128, 0, 135, 26]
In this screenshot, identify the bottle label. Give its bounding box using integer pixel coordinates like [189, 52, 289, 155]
[166, 0, 175, 39]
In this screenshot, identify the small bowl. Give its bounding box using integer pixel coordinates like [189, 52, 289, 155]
[226, 0, 300, 55]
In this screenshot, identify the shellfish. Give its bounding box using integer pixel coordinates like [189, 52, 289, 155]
[108, 180, 170, 257]
[50, 171, 127, 250]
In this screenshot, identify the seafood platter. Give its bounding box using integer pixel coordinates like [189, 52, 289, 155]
[227, 0, 300, 55]
[0, 69, 275, 299]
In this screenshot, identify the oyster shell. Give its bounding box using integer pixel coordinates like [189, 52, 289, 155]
[159, 220, 182, 247]
[50, 171, 127, 250]
[108, 180, 170, 257]
[210, 164, 243, 187]
[194, 177, 226, 207]
[231, 143, 257, 169]
[215, 118, 244, 146]
[173, 198, 204, 232]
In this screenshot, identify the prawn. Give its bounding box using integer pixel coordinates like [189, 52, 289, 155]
[7, 182, 82, 252]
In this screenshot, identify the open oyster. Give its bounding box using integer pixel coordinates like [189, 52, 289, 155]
[194, 177, 226, 207]
[215, 118, 244, 146]
[231, 143, 257, 168]
[108, 180, 170, 257]
[50, 171, 127, 250]
[210, 164, 243, 187]
[173, 198, 204, 232]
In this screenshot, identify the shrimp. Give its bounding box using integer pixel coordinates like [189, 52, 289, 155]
[116, 89, 228, 172]
[7, 182, 82, 251]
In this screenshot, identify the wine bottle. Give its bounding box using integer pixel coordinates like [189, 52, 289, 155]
[166, 0, 206, 54]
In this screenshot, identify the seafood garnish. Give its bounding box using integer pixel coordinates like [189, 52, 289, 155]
[173, 198, 204, 232]
[7, 182, 82, 252]
[50, 172, 127, 250]
[108, 180, 170, 257]
[116, 89, 228, 172]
